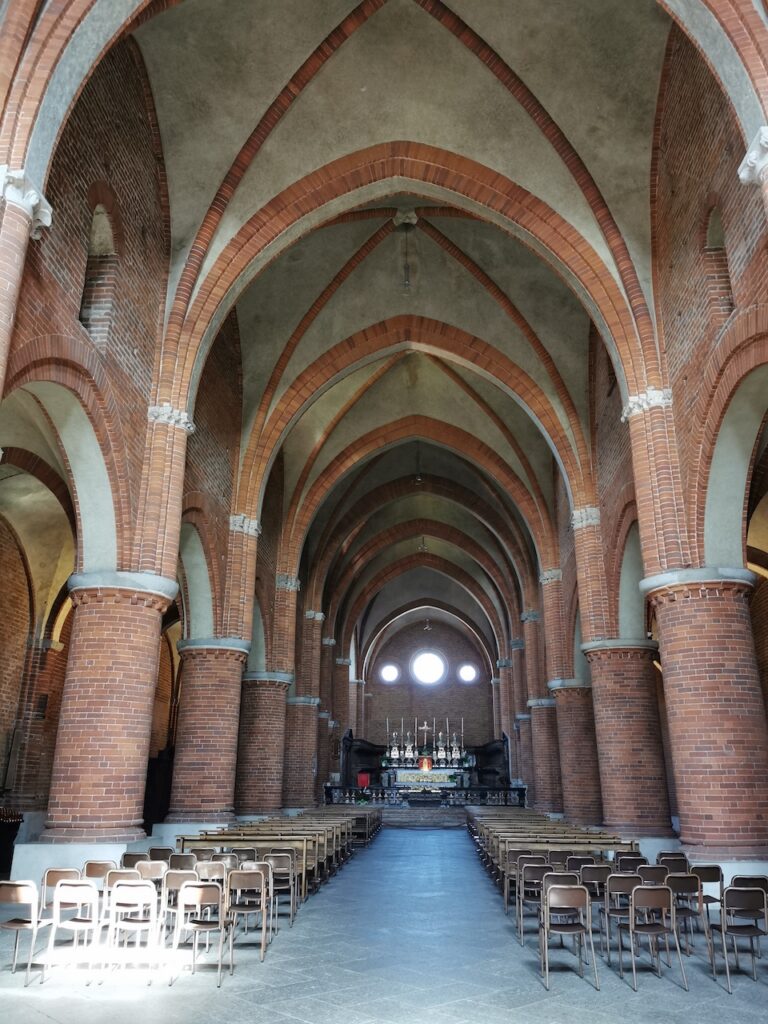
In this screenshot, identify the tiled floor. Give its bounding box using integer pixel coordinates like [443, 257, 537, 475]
[1, 828, 766, 1023]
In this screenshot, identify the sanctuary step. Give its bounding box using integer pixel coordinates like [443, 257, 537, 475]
[381, 806, 468, 829]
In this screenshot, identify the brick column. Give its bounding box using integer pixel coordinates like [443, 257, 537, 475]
[0, 167, 51, 393]
[166, 639, 249, 823]
[523, 609, 563, 813]
[548, 680, 603, 826]
[490, 678, 502, 741]
[235, 674, 290, 814]
[527, 697, 562, 813]
[334, 657, 351, 731]
[316, 710, 331, 803]
[319, 636, 336, 710]
[496, 658, 513, 737]
[283, 696, 320, 807]
[644, 569, 768, 854]
[515, 713, 533, 804]
[353, 680, 366, 737]
[582, 640, 672, 835]
[297, 610, 325, 696]
[41, 573, 176, 842]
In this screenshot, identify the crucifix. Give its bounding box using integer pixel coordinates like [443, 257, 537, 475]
[418, 719, 432, 748]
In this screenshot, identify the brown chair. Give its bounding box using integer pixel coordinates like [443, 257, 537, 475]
[42, 879, 102, 982]
[188, 847, 216, 860]
[169, 853, 197, 871]
[147, 846, 174, 863]
[82, 860, 117, 893]
[39, 867, 80, 922]
[160, 869, 198, 937]
[101, 868, 141, 923]
[197, 861, 227, 884]
[617, 885, 687, 992]
[136, 859, 167, 887]
[212, 853, 238, 871]
[169, 881, 229, 987]
[657, 853, 688, 874]
[121, 852, 145, 869]
[235, 847, 257, 864]
[710, 886, 768, 994]
[104, 880, 159, 971]
[0, 880, 47, 986]
[501, 848, 531, 915]
[692, 865, 723, 925]
[729, 874, 768, 956]
[227, 868, 269, 964]
[616, 853, 647, 873]
[602, 873, 642, 965]
[638, 865, 669, 886]
[540, 884, 599, 991]
[566, 856, 595, 874]
[264, 852, 296, 927]
[547, 849, 573, 869]
[666, 872, 709, 956]
[517, 863, 551, 946]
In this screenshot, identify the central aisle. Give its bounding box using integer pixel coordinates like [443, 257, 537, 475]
[2, 829, 761, 1024]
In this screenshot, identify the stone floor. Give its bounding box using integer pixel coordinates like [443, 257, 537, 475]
[1, 828, 766, 1024]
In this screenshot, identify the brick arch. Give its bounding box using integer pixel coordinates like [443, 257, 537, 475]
[338, 552, 506, 657]
[361, 598, 498, 679]
[170, 143, 654, 409]
[325, 518, 517, 635]
[0, 446, 76, 534]
[689, 305, 768, 565]
[306, 474, 535, 610]
[604, 493, 638, 637]
[280, 415, 558, 573]
[180, 492, 222, 636]
[4, 333, 133, 568]
[242, 314, 581, 516]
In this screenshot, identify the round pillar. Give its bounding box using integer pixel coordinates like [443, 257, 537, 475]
[549, 680, 602, 826]
[528, 697, 562, 813]
[644, 570, 768, 854]
[166, 638, 249, 823]
[283, 696, 320, 808]
[235, 673, 290, 814]
[42, 574, 175, 843]
[515, 713, 533, 804]
[583, 639, 672, 835]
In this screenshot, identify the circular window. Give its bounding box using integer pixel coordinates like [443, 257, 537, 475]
[458, 663, 478, 683]
[411, 650, 446, 685]
[380, 663, 400, 683]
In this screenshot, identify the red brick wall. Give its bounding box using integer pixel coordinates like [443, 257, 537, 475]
[184, 312, 242, 620]
[751, 577, 768, 709]
[367, 621, 492, 747]
[254, 452, 284, 666]
[0, 517, 30, 773]
[653, 27, 768, 506]
[149, 632, 173, 758]
[12, 40, 167, 529]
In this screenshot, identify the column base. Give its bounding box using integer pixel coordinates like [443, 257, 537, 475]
[604, 820, 676, 838]
[148, 820, 235, 846]
[38, 825, 146, 844]
[164, 810, 235, 825]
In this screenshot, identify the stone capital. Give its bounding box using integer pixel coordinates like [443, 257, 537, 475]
[581, 638, 658, 655]
[620, 387, 673, 422]
[527, 697, 556, 709]
[547, 677, 591, 692]
[68, 570, 178, 603]
[571, 506, 601, 529]
[317, 710, 330, 720]
[147, 402, 195, 434]
[177, 637, 251, 656]
[520, 610, 540, 623]
[496, 657, 512, 668]
[287, 695, 321, 707]
[322, 636, 337, 646]
[335, 657, 351, 666]
[352, 678, 366, 687]
[508, 638, 525, 650]
[1, 165, 52, 238]
[229, 514, 261, 537]
[639, 566, 756, 598]
[490, 676, 500, 686]
[393, 209, 418, 227]
[739, 126, 768, 185]
[305, 610, 325, 622]
[515, 712, 532, 722]
[242, 670, 293, 685]
[276, 572, 300, 591]
[539, 568, 562, 585]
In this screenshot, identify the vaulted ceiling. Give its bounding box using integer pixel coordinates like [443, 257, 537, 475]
[133, 0, 679, 665]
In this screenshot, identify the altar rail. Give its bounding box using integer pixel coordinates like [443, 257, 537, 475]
[325, 786, 526, 807]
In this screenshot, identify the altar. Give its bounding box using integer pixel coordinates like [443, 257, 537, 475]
[389, 768, 469, 788]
